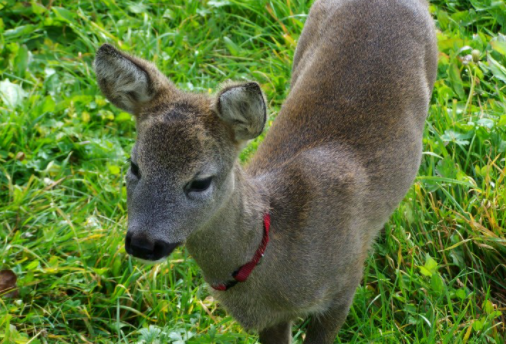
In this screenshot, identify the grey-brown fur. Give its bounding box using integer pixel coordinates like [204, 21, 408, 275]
[94, 0, 437, 342]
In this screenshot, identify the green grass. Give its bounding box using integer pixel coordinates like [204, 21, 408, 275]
[0, 0, 505, 343]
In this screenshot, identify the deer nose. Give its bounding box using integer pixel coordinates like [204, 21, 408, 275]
[125, 232, 179, 261]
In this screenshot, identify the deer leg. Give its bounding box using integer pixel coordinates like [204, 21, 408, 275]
[258, 321, 292, 344]
[303, 297, 354, 344]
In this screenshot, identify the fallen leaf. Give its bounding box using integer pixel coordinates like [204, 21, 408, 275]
[0, 269, 19, 298]
[15, 152, 25, 161]
[0, 79, 26, 108]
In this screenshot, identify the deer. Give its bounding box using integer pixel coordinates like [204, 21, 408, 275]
[94, 0, 437, 342]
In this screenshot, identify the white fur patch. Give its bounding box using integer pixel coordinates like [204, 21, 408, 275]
[134, 257, 167, 265]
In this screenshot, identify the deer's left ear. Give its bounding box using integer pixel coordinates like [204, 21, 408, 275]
[215, 82, 267, 141]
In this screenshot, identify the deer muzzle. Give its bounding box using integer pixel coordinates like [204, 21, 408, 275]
[125, 231, 180, 261]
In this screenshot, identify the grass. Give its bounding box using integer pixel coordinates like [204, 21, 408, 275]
[0, 0, 505, 343]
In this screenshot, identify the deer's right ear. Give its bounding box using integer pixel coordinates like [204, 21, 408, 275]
[94, 44, 170, 115]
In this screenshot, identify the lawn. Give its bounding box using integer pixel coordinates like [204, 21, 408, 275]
[0, 0, 505, 343]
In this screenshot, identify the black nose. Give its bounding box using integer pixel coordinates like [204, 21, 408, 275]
[125, 232, 180, 261]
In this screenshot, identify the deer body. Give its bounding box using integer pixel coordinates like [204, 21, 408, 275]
[95, 0, 437, 342]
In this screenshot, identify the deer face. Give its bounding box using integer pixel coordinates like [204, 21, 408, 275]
[94, 44, 266, 261]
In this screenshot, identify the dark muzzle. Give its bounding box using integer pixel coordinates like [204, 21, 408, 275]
[125, 232, 180, 261]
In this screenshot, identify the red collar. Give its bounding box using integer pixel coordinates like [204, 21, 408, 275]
[211, 213, 271, 291]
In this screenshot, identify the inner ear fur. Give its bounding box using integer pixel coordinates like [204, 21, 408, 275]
[215, 82, 267, 142]
[94, 44, 172, 115]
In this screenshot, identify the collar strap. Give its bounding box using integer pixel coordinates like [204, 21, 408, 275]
[211, 213, 271, 291]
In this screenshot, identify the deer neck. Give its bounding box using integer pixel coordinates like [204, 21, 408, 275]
[185, 163, 269, 285]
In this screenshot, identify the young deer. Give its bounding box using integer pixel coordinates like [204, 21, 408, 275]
[94, 0, 437, 342]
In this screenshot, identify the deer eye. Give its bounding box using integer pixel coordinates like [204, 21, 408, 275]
[186, 176, 213, 193]
[130, 161, 140, 178]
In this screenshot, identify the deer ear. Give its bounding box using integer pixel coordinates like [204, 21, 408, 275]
[94, 44, 170, 114]
[215, 82, 267, 141]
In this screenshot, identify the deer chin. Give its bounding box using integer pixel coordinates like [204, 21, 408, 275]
[133, 257, 168, 265]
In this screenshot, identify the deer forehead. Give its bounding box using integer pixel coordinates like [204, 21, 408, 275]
[134, 110, 231, 178]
